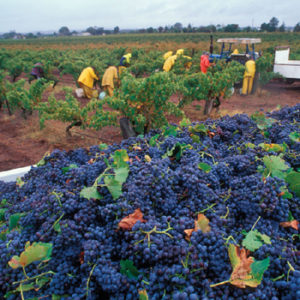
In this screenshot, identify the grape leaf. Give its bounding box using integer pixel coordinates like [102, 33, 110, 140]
[114, 167, 129, 185]
[280, 220, 299, 231]
[258, 143, 286, 153]
[262, 155, 289, 179]
[251, 112, 276, 130]
[0, 208, 6, 222]
[188, 123, 208, 134]
[8, 242, 53, 269]
[184, 213, 211, 240]
[242, 230, 271, 252]
[139, 289, 149, 300]
[9, 213, 23, 231]
[99, 143, 108, 150]
[289, 132, 300, 143]
[118, 208, 146, 230]
[228, 244, 270, 288]
[80, 186, 102, 200]
[163, 125, 177, 137]
[179, 118, 191, 127]
[144, 155, 151, 162]
[285, 171, 300, 197]
[61, 164, 78, 174]
[198, 162, 212, 173]
[120, 259, 139, 279]
[104, 177, 123, 200]
[112, 149, 129, 169]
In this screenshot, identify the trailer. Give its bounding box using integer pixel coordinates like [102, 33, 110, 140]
[273, 46, 300, 83]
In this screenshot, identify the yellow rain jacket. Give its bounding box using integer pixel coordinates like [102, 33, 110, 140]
[244, 59, 256, 77]
[102, 66, 118, 88]
[232, 49, 239, 54]
[77, 67, 99, 89]
[123, 53, 132, 64]
[163, 55, 177, 72]
[163, 51, 173, 60]
[242, 59, 256, 95]
[183, 55, 192, 69]
[176, 49, 184, 55]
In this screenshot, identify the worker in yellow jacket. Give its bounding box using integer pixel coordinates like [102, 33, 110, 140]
[163, 55, 177, 72]
[101, 66, 119, 97]
[163, 51, 173, 60]
[120, 53, 132, 66]
[77, 67, 99, 98]
[242, 57, 256, 95]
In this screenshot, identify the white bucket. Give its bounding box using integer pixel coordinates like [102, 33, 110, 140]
[75, 88, 84, 98]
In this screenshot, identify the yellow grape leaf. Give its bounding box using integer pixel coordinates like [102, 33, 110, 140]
[184, 213, 211, 240]
[8, 242, 53, 269]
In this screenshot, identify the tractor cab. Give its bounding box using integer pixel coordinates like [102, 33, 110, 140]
[209, 38, 262, 65]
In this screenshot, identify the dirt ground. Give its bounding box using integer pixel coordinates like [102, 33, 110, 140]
[0, 75, 299, 172]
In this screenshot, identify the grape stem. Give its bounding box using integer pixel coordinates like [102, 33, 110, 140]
[210, 279, 230, 288]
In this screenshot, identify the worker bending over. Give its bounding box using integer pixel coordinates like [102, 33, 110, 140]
[163, 55, 177, 72]
[120, 53, 132, 67]
[241, 56, 256, 95]
[77, 67, 99, 99]
[101, 66, 120, 97]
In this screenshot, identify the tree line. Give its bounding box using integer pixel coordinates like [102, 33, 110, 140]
[1, 17, 300, 39]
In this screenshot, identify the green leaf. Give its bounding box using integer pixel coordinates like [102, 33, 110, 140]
[242, 230, 271, 252]
[179, 117, 191, 127]
[288, 211, 295, 222]
[120, 259, 139, 280]
[188, 123, 208, 135]
[251, 257, 270, 283]
[285, 171, 300, 197]
[258, 143, 286, 153]
[104, 177, 122, 200]
[289, 132, 300, 143]
[114, 167, 129, 185]
[61, 164, 78, 174]
[8, 242, 53, 269]
[163, 125, 178, 137]
[99, 143, 108, 150]
[263, 155, 289, 179]
[9, 213, 23, 231]
[191, 134, 200, 143]
[149, 134, 160, 147]
[251, 112, 276, 130]
[112, 149, 129, 169]
[80, 186, 102, 200]
[0, 208, 6, 222]
[16, 177, 25, 187]
[53, 222, 61, 233]
[198, 162, 212, 173]
[52, 295, 69, 300]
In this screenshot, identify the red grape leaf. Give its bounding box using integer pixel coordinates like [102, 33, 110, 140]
[184, 213, 211, 240]
[280, 220, 299, 230]
[118, 208, 146, 230]
[228, 244, 269, 288]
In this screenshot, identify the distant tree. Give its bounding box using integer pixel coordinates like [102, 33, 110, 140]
[293, 22, 300, 32]
[269, 17, 279, 32]
[260, 22, 270, 32]
[25, 33, 36, 39]
[174, 22, 183, 32]
[158, 26, 164, 33]
[114, 26, 120, 34]
[223, 24, 240, 32]
[278, 22, 285, 32]
[146, 27, 154, 33]
[3, 31, 16, 39]
[243, 26, 252, 32]
[59, 26, 71, 36]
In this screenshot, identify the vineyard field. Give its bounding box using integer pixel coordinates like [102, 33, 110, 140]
[0, 71, 299, 171]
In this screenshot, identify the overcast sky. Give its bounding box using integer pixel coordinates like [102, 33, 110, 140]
[1, 0, 299, 33]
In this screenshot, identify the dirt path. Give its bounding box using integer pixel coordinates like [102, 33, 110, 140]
[0, 75, 299, 171]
